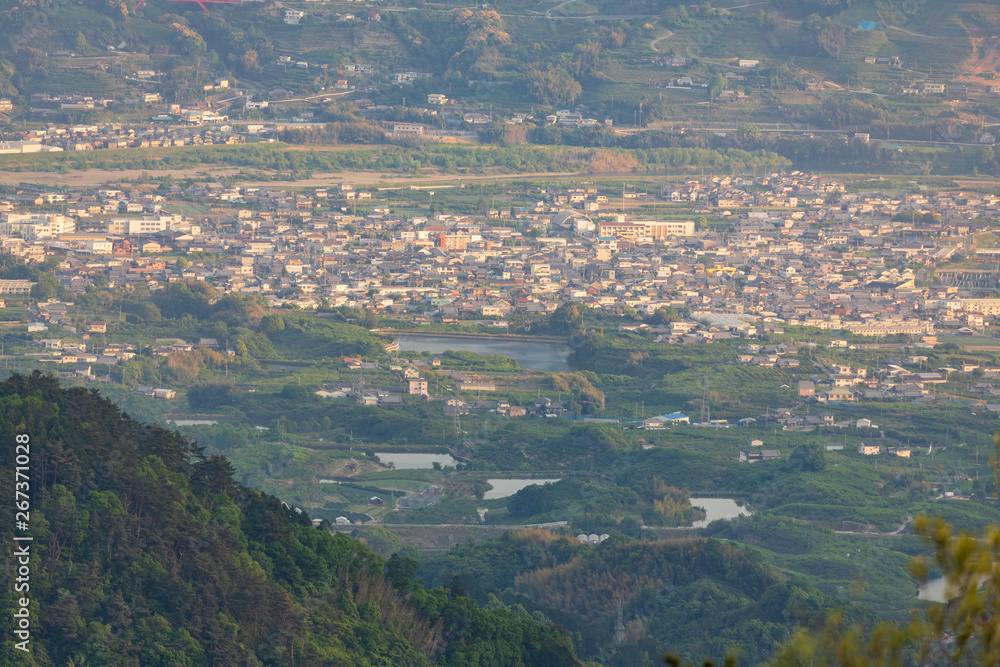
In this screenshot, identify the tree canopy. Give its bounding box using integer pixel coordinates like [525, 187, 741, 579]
[0, 372, 584, 666]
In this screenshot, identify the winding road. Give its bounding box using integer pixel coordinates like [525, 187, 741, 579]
[650, 30, 674, 53]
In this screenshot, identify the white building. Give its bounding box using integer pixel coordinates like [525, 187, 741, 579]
[106, 216, 183, 235]
[0, 141, 61, 154]
[1, 213, 75, 239]
[597, 219, 695, 239]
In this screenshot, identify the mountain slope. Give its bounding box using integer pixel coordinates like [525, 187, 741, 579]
[0, 372, 583, 666]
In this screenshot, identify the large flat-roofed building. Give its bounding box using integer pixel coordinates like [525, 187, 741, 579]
[0, 280, 36, 294]
[458, 379, 495, 391]
[436, 233, 471, 251]
[106, 216, 182, 235]
[842, 320, 932, 336]
[597, 219, 695, 239]
[960, 298, 1000, 316]
[639, 220, 696, 237]
[392, 123, 425, 135]
[596, 222, 647, 240]
[1, 213, 75, 239]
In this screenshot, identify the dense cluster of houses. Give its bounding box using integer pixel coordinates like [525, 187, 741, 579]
[6, 122, 241, 153]
[3, 170, 1000, 397]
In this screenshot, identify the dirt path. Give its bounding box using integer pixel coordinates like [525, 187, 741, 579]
[958, 36, 1000, 82]
[650, 30, 674, 53]
[885, 25, 936, 39]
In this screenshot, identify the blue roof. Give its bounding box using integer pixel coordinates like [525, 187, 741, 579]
[663, 412, 688, 420]
[858, 20, 877, 30]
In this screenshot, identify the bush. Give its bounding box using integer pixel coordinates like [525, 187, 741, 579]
[507, 484, 555, 519]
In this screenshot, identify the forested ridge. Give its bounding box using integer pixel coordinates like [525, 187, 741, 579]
[0, 372, 583, 666]
[418, 530, 873, 666]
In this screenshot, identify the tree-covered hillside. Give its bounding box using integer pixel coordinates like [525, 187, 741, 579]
[0, 372, 585, 666]
[417, 530, 877, 666]
[3, 0, 1000, 174]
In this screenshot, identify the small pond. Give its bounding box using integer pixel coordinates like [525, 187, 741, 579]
[690, 498, 752, 529]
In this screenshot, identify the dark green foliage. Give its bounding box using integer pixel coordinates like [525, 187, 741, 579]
[265, 315, 391, 359]
[418, 531, 589, 599]
[121, 299, 163, 323]
[423, 533, 851, 666]
[385, 553, 419, 591]
[151, 280, 216, 320]
[807, 98, 889, 129]
[544, 302, 590, 335]
[507, 483, 556, 518]
[233, 327, 280, 360]
[801, 13, 850, 58]
[232, 392, 449, 442]
[703, 514, 831, 555]
[787, 443, 827, 473]
[210, 293, 267, 328]
[499, 475, 695, 531]
[473, 423, 635, 469]
[439, 349, 520, 372]
[279, 122, 389, 145]
[0, 253, 43, 280]
[279, 382, 317, 402]
[259, 315, 286, 335]
[431, 595, 581, 667]
[0, 373, 583, 666]
[187, 383, 240, 410]
[184, 422, 260, 452]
